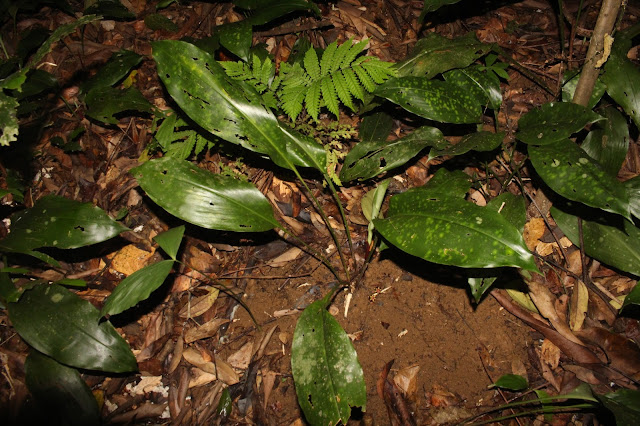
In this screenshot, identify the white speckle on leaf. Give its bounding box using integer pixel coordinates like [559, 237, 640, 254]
[51, 294, 63, 303]
[578, 157, 589, 165]
[475, 217, 482, 225]
[552, 159, 560, 167]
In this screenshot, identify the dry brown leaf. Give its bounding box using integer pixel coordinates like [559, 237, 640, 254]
[393, 365, 420, 398]
[188, 367, 217, 388]
[569, 280, 589, 331]
[215, 357, 240, 385]
[528, 279, 584, 346]
[178, 287, 219, 318]
[184, 318, 229, 343]
[536, 237, 572, 256]
[566, 250, 583, 276]
[167, 335, 183, 374]
[523, 218, 545, 251]
[108, 244, 156, 276]
[540, 338, 561, 369]
[266, 247, 303, 267]
[227, 341, 254, 371]
[262, 370, 278, 411]
[563, 365, 602, 385]
[576, 327, 640, 380]
[182, 348, 216, 375]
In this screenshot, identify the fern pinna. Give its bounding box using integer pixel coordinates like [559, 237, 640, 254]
[279, 38, 396, 121]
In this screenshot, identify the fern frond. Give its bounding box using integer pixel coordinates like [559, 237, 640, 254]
[341, 39, 368, 69]
[360, 59, 397, 84]
[321, 76, 340, 117]
[332, 37, 354, 73]
[320, 40, 338, 76]
[305, 82, 322, 121]
[304, 48, 321, 80]
[332, 71, 354, 111]
[353, 64, 376, 92]
[342, 69, 365, 102]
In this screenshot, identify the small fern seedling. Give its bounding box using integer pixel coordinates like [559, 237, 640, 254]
[219, 53, 280, 110]
[279, 38, 396, 121]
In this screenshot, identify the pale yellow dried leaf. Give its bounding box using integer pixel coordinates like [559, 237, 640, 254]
[540, 338, 561, 369]
[178, 287, 219, 318]
[215, 357, 239, 385]
[183, 348, 216, 374]
[266, 247, 303, 268]
[523, 217, 545, 251]
[227, 341, 254, 371]
[188, 368, 217, 388]
[569, 280, 589, 331]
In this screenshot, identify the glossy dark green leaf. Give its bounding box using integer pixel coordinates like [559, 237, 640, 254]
[603, 38, 640, 128]
[8, 284, 138, 372]
[551, 204, 640, 277]
[362, 179, 390, 243]
[444, 65, 502, 110]
[517, 102, 604, 145]
[25, 350, 100, 426]
[14, 69, 57, 100]
[85, 86, 155, 124]
[359, 111, 393, 143]
[292, 295, 366, 425]
[153, 226, 185, 260]
[468, 275, 498, 304]
[529, 139, 630, 219]
[101, 260, 174, 317]
[241, 0, 320, 26]
[0, 271, 20, 303]
[375, 184, 537, 271]
[152, 40, 326, 172]
[219, 21, 252, 62]
[561, 71, 605, 109]
[597, 389, 640, 426]
[487, 192, 526, 233]
[133, 157, 279, 232]
[0, 91, 19, 146]
[424, 168, 472, 199]
[84, 0, 135, 19]
[429, 131, 503, 160]
[340, 126, 444, 182]
[395, 32, 490, 78]
[374, 77, 482, 124]
[0, 194, 128, 255]
[623, 283, 640, 310]
[419, 0, 462, 21]
[490, 374, 528, 391]
[81, 50, 143, 93]
[582, 106, 630, 176]
[144, 13, 179, 32]
[624, 176, 640, 219]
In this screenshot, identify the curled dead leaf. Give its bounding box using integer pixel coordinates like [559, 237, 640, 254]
[184, 318, 229, 343]
[178, 287, 219, 318]
[393, 364, 420, 398]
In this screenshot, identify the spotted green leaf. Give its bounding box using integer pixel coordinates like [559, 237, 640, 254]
[516, 102, 604, 145]
[551, 203, 640, 277]
[444, 65, 502, 110]
[101, 260, 174, 317]
[152, 40, 326, 172]
[428, 131, 503, 160]
[144, 13, 179, 32]
[603, 36, 640, 128]
[25, 351, 100, 426]
[85, 86, 155, 124]
[8, 283, 138, 372]
[529, 139, 631, 219]
[374, 177, 538, 272]
[374, 77, 482, 124]
[423, 168, 472, 199]
[219, 20, 252, 62]
[340, 126, 445, 182]
[395, 32, 490, 78]
[561, 71, 605, 109]
[292, 294, 366, 425]
[582, 106, 630, 176]
[624, 176, 640, 219]
[623, 283, 640, 310]
[359, 111, 393, 143]
[0, 195, 128, 261]
[84, 0, 134, 19]
[0, 91, 19, 146]
[132, 157, 279, 232]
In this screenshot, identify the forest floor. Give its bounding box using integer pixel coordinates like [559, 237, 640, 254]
[1, 0, 640, 424]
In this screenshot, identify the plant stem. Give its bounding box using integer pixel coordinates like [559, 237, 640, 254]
[325, 178, 354, 258]
[572, 0, 623, 106]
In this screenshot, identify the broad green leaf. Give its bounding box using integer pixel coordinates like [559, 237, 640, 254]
[153, 226, 185, 260]
[0, 91, 19, 146]
[152, 40, 326, 172]
[240, 0, 320, 26]
[420, 168, 472, 199]
[561, 71, 605, 109]
[362, 179, 390, 244]
[132, 157, 278, 232]
[428, 131, 503, 160]
[444, 65, 502, 110]
[0, 271, 20, 303]
[419, 0, 462, 21]
[468, 275, 497, 303]
[597, 389, 640, 426]
[582, 106, 630, 176]
[8, 284, 138, 372]
[374, 188, 538, 271]
[292, 296, 366, 425]
[529, 139, 630, 219]
[0, 194, 128, 255]
[517, 102, 604, 145]
[25, 350, 100, 426]
[623, 283, 640, 310]
[374, 77, 482, 124]
[359, 111, 393, 143]
[395, 32, 490, 78]
[603, 37, 640, 128]
[624, 176, 640, 219]
[219, 21, 252, 62]
[81, 49, 143, 93]
[490, 374, 528, 391]
[85, 86, 155, 124]
[340, 126, 445, 182]
[84, 0, 135, 19]
[14, 69, 58, 100]
[144, 13, 179, 32]
[101, 260, 174, 317]
[487, 192, 526, 232]
[551, 203, 640, 277]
